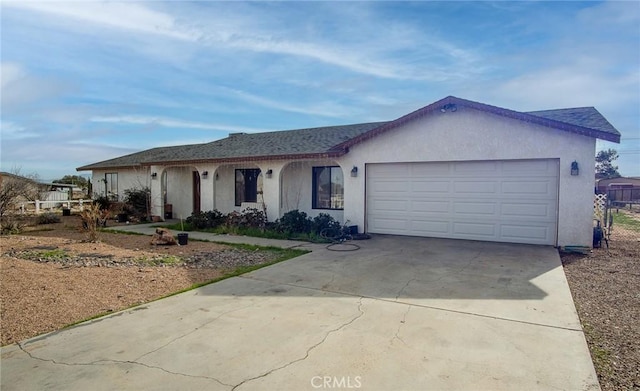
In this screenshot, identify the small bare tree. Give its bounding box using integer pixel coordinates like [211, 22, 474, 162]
[0, 169, 47, 220]
[79, 203, 108, 242]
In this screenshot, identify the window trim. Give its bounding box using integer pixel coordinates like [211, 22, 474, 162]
[312, 166, 344, 210]
[104, 172, 118, 201]
[235, 168, 261, 206]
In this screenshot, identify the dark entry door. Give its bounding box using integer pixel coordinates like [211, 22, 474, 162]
[192, 171, 201, 214]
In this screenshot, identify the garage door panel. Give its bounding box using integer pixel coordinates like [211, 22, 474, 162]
[454, 181, 498, 194]
[453, 202, 497, 216]
[411, 201, 451, 215]
[372, 163, 411, 175]
[369, 199, 409, 212]
[366, 160, 559, 245]
[411, 162, 451, 176]
[410, 220, 450, 234]
[500, 225, 552, 243]
[501, 159, 555, 175]
[370, 180, 411, 193]
[501, 181, 555, 195]
[369, 217, 409, 232]
[453, 222, 497, 237]
[501, 203, 553, 218]
[454, 161, 499, 174]
[412, 181, 450, 193]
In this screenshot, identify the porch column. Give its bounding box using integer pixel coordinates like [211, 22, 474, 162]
[149, 165, 163, 218]
[259, 163, 284, 222]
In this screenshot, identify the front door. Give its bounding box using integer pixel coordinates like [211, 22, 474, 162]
[193, 171, 201, 214]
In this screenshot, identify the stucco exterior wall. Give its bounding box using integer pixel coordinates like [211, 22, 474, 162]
[340, 106, 596, 247]
[280, 160, 344, 222]
[91, 168, 150, 201]
[163, 167, 195, 220]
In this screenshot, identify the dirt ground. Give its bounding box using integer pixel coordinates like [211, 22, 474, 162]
[561, 239, 640, 391]
[0, 216, 280, 346]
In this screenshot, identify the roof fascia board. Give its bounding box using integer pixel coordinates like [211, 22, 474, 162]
[334, 96, 620, 151]
[141, 151, 346, 167]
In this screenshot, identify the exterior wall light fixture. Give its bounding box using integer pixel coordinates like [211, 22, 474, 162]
[351, 166, 358, 177]
[265, 169, 273, 178]
[440, 103, 457, 113]
[202, 171, 209, 178]
[571, 161, 579, 176]
[151, 172, 158, 179]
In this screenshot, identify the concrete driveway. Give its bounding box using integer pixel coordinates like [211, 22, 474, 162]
[1, 235, 598, 390]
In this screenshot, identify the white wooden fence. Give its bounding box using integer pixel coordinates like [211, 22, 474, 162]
[19, 199, 91, 214]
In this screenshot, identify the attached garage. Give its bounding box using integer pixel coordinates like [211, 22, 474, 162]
[366, 159, 559, 245]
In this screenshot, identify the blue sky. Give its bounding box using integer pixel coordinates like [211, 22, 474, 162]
[1, 1, 639, 181]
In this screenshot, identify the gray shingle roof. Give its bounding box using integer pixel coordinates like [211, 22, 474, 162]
[77, 122, 386, 170]
[77, 96, 621, 171]
[526, 107, 620, 137]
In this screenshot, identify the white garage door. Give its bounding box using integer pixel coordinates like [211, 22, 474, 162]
[366, 159, 559, 245]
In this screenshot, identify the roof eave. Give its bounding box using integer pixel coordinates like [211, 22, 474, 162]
[76, 164, 142, 172]
[333, 96, 621, 150]
[141, 151, 347, 167]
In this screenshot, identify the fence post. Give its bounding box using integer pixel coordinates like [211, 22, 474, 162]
[79, 199, 84, 211]
[35, 200, 40, 213]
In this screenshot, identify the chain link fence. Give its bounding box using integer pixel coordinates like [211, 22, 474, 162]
[595, 194, 640, 247]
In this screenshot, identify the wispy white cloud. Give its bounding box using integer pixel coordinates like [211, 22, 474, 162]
[90, 115, 272, 134]
[3, 1, 200, 41]
[220, 87, 355, 118]
[0, 120, 37, 139]
[1, 62, 72, 112]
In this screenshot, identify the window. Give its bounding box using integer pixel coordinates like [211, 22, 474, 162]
[235, 169, 261, 206]
[104, 173, 118, 201]
[312, 166, 344, 210]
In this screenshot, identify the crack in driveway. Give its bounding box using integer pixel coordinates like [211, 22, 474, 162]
[231, 298, 366, 391]
[15, 304, 263, 390]
[16, 342, 234, 388]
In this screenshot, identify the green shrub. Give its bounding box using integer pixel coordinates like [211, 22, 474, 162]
[93, 195, 111, 211]
[186, 210, 226, 229]
[311, 213, 340, 234]
[276, 210, 312, 234]
[123, 187, 151, 221]
[226, 208, 267, 230]
[37, 212, 61, 225]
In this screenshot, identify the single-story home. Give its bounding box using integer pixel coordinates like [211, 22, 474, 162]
[77, 96, 621, 247]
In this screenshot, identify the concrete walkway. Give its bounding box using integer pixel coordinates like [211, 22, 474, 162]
[1, 234, 599, 391]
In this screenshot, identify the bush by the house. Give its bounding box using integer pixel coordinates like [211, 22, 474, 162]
[181, 208, 340, 241]
[36, 212, 61, 225]
[276, 209, 312, 234]
[226, 208, 267, 229]
[311, 213, 341, 234]
[123, 187, 151, 221]
[93, 195, 111, 211]
[186, 210, 225, 229]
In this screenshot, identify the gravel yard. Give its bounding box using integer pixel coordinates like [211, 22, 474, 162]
[0, 216, 298, 346]
[561, 239, 640, 391]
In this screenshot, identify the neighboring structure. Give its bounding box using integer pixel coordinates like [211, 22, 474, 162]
[77, 96, 621, 247]
[596, 177, 640, 203]
[0, 172, 50, 213]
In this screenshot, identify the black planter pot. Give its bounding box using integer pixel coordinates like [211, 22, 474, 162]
[177, 233, 188, 245]
[62, 208, 71, 216]
[117, 213, 129, 223]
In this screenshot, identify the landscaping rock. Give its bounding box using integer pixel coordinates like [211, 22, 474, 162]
[150, 228, 177, 246]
